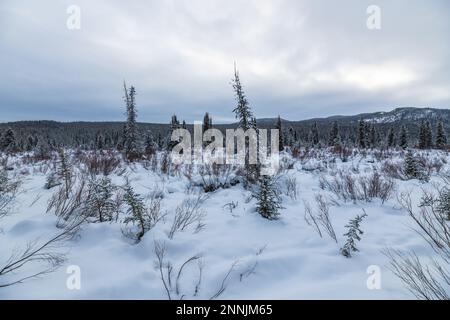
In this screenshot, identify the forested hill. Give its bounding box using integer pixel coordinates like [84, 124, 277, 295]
[0, 107, 449, 150]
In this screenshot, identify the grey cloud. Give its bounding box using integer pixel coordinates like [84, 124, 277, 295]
[0, 0, 449, 123]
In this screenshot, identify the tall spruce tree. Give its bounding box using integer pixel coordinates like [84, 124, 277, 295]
[167, 114, 181, 150]
[419, 120, 432, 149]
[57, 148, 72, 198]
[144, 131, 157, 155]
[419, 120, 426, 149]
[425, 120, 433, 148]
[123, 82, 139, 160]
[387, 127, 395, 148]
[275, 115, 284, 151]
[328, 121, 340, 147]
[0, 128, 16, 152]
[369, 124, 377, 148]
[399, 126, 408, 149]
[231, 65, 258, 184]
[171, 114, 180, 130]
[311, 122, 319, 146]
[203, 112, 212, 132]
[436, 120, 447, 149]
[231, 64, 253, 131]
[358, 119, 366, 149]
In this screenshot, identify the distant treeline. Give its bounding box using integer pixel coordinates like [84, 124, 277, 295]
[0, 112, 448, 154]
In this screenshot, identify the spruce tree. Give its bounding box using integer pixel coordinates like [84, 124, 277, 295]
[26, 135, 35, 151]
[340, 212, 368, 258]
[425, 120, 433, 148]
[419, 121, 425, 149]
[369, 124, 377, 148]
[231, 65, 258, 184]
[311, 122, 319, 146]
[144, 131, 157, 155]
[436, 188, 450, 221]
[56, 149, 72, 197]
[275, 115, 284, 151]
[123, 181, 148, 242]
[96, 134, 104, 150]
[328, 121, 340, 147]
[203, 112, 212, 132]
[254, 175, 283, 220]
[123, 83, 140, 160]
[404, 149, 418, 179]
[399, 126, 408, 149]
[231, 64, 253, 131]
[387, 127, 395, 148]
[35, 138, 51, 160]
[86, 177, 118, 223]
[167, 114, 181, 150]
[358, 119, 366, 149]
[0, 128, 16, 152]
[436, 120, 447, 149]
[419, 120, 432, 149]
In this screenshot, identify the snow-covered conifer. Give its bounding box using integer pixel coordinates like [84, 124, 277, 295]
[86, 177, 118, 222]
[254, 175, 283, 220]
[340, 212, 368, 258]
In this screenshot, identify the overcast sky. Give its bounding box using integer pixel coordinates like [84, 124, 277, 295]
[0, 0, 449, 123]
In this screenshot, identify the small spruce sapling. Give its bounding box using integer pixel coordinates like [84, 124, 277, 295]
[254, 175, 283, 220]
[404, 149, 418, 179]
[436, 188, 450, 221]
[123, 181, 148, 242]
[122, 180, 163, 242]
[404, 149, 428, 181]
[86, 177, 118, 222]
[340, 211, 368, 258]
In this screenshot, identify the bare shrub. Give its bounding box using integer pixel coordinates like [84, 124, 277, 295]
[304, 194, 337, 242]
[153, 240, 254, 300]
[303, 200, 322, 238]
[0, 219, 84, 288]
[320, 170, 395, 203]
[386, 191, 450, 299]
[209, 260, 239, 300]
[198, 163, 238, 193]
[168, 193, 207, 239]
[279, 156, 295, 173]
[46, 173, 89, 227]
[80, 150, 122, 176]
[417, 154, 444, 176]
[359, 172, 395, 204]
[0, 167, 20, 219]
[223, 201, 238, 213]
[285, 176, 298, 200]
[154, 240, 203, 300]
[142, 153, 159, 172]
[384, 249, 449, 300]
[398, 192, 450, 258]
[314, 194, 337, 243]
[381, 160, 405, 180]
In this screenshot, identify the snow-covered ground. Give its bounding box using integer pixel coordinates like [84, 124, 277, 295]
[0, 149, 448, 299]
